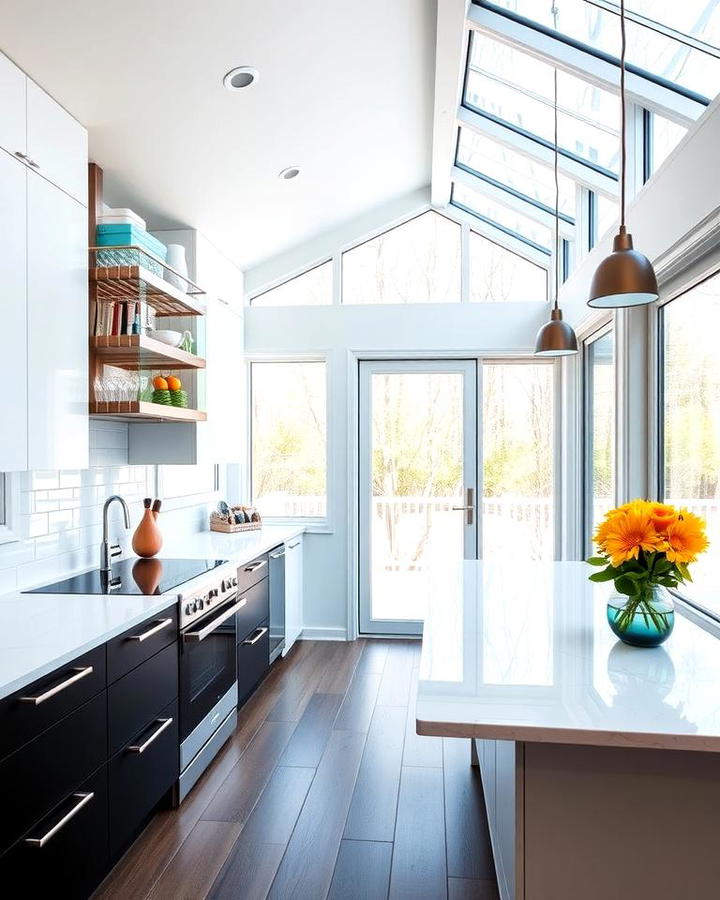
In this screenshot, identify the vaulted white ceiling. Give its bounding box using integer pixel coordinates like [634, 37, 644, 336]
[0, 0, 436, 268]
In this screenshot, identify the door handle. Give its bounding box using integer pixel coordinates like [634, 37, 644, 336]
[243, 626, 268, 646]
[127, 717, 173, 753]
[20, 666, 94, 705]
[451, 488, 475, 525]
[182, 597, 245, 642]
[126, 617, 173, 642]
[244, 559, 267, 573]
[25, 792, 94, 847]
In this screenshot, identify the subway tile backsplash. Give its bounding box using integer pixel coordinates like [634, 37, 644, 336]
[0, 420, 218, 594]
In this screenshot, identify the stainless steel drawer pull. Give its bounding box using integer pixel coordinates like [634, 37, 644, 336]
[269, 549, 285, 559]
[127, 717, 173, 754]
[243, 626, 269, 646]
[127, 617, 173, 642]
[183, 598, 246, 643]
[20, 666, 94, 705]
[287, 541, 301, 549]
[14, 150, 28, 160]
[244, 560, 267, 573]
[25, 792, 94, 847]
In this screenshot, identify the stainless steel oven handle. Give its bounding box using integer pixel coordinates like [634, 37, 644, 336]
[25, 792, 94, 847]
[127, 717, 173, 753]
[20, 666, 94, 705]
[126, 617, 173, 642]
[182, 597, 246, 643]
[243, 559, 267, 573]
[243, 626, 269, 646]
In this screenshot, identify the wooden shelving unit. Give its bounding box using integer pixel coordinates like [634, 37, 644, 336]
[89, 252, 206, 317]
[88, 163, 208, 425]
[90, 334, 206, 370]
[89, 401, 207, 422]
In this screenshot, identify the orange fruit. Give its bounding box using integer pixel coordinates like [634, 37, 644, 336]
[166, 375, 182, 392]
[152, 375, 169, 390]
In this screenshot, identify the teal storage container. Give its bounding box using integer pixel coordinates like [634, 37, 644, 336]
[95, 225, 167, 276]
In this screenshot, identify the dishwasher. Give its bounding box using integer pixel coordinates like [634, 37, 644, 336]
[269, 545, 286, 663]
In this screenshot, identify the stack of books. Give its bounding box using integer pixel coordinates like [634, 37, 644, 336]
[91, 299, 155, 337]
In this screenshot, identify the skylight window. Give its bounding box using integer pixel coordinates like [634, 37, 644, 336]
[456, 128, 578, 220]
[478, 0, 720, 104]
[452, 183, 552, 252]
[465, 31, 620, 175]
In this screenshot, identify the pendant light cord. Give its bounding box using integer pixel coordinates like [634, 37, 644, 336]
[553, 66, 560, 310]
[620, 0, 627, 229]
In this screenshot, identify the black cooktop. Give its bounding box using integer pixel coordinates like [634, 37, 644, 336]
[24, 558, 228, 596]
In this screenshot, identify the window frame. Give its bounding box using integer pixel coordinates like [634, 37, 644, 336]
[247, 354, 333, 532]
[0, 473, 18, 547]
[581, 321, 616, 557]
[248, 258, 334, 308]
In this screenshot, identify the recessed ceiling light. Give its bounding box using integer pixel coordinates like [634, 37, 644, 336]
[278, 166, 301, 180]
[223, 66, 259, 90]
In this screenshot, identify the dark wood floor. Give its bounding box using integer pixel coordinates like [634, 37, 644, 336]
[94, 639, 499, 900]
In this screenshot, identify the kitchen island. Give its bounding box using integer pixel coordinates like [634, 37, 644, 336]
[416, 561, 720, 900]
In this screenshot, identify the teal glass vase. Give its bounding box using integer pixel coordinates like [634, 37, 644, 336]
[607, 586, 675, 648]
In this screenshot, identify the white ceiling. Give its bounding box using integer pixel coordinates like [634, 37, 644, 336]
[0, 0, 436, 268]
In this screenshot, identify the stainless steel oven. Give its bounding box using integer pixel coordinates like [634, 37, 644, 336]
[177, 564, 241, 802]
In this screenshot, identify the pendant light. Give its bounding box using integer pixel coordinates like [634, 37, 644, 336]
[535, 68, 578, 357]
[588, 0, 658, 308]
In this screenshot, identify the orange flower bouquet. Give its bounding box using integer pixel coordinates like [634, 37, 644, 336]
[588, 500, 709, 646]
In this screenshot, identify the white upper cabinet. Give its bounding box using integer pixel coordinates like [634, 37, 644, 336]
[0, 150, 28, 472]
[0, 52, 26, 157]
[27, 172, 89, 470]
[26, 80, 88, 206]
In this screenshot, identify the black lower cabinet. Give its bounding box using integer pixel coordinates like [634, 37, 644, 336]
[0, 763, 109, 900]
[0, 691, 107, 851]
[0, 621, 180, 899]
[109, 698, 179, 856]
[237, 618, 270, 705]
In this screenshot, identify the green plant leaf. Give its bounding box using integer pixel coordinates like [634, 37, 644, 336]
[589, 570, 617, 583]
[615, 574, 640, 597]
[587, 556, 608, 566]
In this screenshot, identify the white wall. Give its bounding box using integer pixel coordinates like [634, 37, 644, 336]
[245, 301, 551, 637]
[0, 420, 222, 594]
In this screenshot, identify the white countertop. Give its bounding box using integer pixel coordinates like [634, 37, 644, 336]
[160, 524, 305, 563]
[0, 525, 304, 701]
[416, 561, 720, 752]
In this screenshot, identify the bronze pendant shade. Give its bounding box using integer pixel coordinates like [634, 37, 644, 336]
[588, 226, 658, 308]
[534, 67, 578, 357]
[587, 0, 658, 309]
[535, 307, 578, 356]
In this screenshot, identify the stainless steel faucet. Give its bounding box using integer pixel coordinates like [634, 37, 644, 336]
[100, 495, 131, 573]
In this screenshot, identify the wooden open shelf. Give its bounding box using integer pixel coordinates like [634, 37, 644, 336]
[89, 401, 207, 422]
[90, 335, 206, 370]
[90, 262, 206, 317]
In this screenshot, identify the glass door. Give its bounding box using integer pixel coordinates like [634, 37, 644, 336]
[358, 360, 478, 635]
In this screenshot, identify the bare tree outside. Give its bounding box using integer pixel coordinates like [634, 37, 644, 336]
[251, 361, 327, 517]
[663, 275, 720, 572]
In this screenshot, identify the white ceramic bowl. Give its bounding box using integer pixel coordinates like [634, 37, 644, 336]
[151, 329, 182, 347]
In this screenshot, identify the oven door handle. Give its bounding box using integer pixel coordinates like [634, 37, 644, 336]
[182, 596, 245, 643]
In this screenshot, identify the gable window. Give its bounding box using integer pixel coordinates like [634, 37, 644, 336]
[469, 230, 548, 301]
[251, 361, 328, 522]
[341, 211, 461, 304]
[583, 327, 615, 554]
[250, 260, 332, 307]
